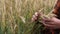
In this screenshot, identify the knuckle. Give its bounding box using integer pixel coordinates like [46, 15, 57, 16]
[35, 12, 38, 15]
[35, 12, 40, 16]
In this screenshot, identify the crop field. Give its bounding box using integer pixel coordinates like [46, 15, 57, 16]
[0, 0, 56, 34]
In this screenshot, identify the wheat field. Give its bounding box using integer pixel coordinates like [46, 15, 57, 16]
[0, 0, 56, 34]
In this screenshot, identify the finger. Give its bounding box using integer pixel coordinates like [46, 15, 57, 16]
[35, 12, 39, 17]
[42, 18, 53, 23]
[44, 22, 55, 25]
[42, 17, 51, 21]
[32, 15, 37, 21]
[51, 17, 60, 22]
[41, 19, 54, 24]
[41, 20, 51, 24]
[44, 24, 55, 29]
[43, 23, 56, 29]
[42, 21, 60, 29]
[33, 15, 37, 20]
[41, 21, 55, 27]
[32, 18, 35, 22]
[46, 22, 58, 25]
[40, 20, 57, 29]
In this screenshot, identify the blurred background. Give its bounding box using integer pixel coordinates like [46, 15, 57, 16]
[0, 0, 56, 34]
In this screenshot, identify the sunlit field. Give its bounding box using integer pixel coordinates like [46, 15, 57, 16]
[0, 0, 56, 34]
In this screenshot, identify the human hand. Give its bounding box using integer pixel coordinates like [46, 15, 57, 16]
[32, 12, 41, 22]
[42, 17, 60, 29]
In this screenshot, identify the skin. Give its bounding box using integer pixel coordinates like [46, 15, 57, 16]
[32, 12, 60, 29]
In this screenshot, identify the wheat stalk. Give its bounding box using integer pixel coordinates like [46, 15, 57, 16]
[38, 0, 57, 20]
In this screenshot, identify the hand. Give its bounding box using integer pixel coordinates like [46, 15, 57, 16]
[32, 12, 41, 22]
[42, 17, 60, 29]
[32, 12, 60, 29]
